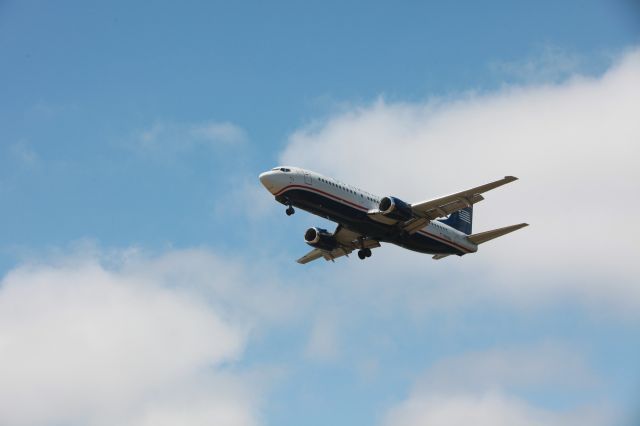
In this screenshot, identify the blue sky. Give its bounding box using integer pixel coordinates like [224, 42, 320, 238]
[1, 1, 639, 425]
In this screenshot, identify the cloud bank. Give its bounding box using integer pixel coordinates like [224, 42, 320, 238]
[383, 343, 615, 426]
[0, 247, 296, 426]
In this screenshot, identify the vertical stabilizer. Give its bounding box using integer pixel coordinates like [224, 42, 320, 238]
[439, 207, 473, 234]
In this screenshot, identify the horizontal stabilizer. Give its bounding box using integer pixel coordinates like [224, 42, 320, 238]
[467, 223, 529, 245]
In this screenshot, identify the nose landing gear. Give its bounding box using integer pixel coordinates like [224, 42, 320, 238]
[286, 206, 295, 216]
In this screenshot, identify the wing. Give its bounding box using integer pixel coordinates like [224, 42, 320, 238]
[296, 226, 381, 264]
[410, 176, 517, 220]
[367, 176, 518, 234]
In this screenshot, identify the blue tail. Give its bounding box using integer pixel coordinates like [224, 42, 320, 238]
[438, 207, 473, 235]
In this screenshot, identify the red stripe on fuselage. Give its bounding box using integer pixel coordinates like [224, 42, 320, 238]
[275, 184, 472, 253]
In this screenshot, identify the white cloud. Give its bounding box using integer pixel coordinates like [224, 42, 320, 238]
[418, 343, 598, 394]
[117, 248, 303, 327]
[212, 178, 278, 223]
[382, 344, 617, 426]
[190, 121, 248, 145]
[11, 140, 38, 167]
[305, 314, 340, 361]
[135, 119, 246, 155]
[488, 45, 597, 84]
[385, 392, 613, 426]
[280, 48, 640, 315]
[0, 247, 297, 426]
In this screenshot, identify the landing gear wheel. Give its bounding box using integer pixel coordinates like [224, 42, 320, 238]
[364, 248, 372, 258]
[285, 206, 295, 216]
[358, 250, 366, 260]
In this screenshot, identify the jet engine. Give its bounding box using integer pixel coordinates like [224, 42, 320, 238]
[378, 196, 414, 221]
[304, 227, 339, 251]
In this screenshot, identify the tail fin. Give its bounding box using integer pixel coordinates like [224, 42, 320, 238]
[439, 207, 473, 235]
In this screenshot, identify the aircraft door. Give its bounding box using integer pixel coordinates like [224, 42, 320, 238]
[304, 172, 312, 185]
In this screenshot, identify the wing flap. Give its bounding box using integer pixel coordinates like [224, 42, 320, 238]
[323, 238, 381, 261]
[367, 210, 399, 225]
[333, 226, 363, 245]
[401, 217, 430, 234]
[411, 176, 517, 219]
[432, 254, 451, 260]
[321, 247, 353, 262]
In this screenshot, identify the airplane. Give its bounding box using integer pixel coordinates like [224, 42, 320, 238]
[259, 166, 528, 264]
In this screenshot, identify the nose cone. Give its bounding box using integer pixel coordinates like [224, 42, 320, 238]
[259, 171, 277, 192]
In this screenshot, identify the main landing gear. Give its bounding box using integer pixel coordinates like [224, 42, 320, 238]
[357, 248, 372, 260]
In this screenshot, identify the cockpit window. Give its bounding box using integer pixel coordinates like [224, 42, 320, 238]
[272, 167, 291, 172]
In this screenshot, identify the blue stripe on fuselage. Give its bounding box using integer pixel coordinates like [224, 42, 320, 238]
[277, 187, 464, 256]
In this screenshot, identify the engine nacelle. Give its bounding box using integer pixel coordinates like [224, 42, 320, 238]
[378, 196, 414, 221]
[304, 227, 338, 251]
